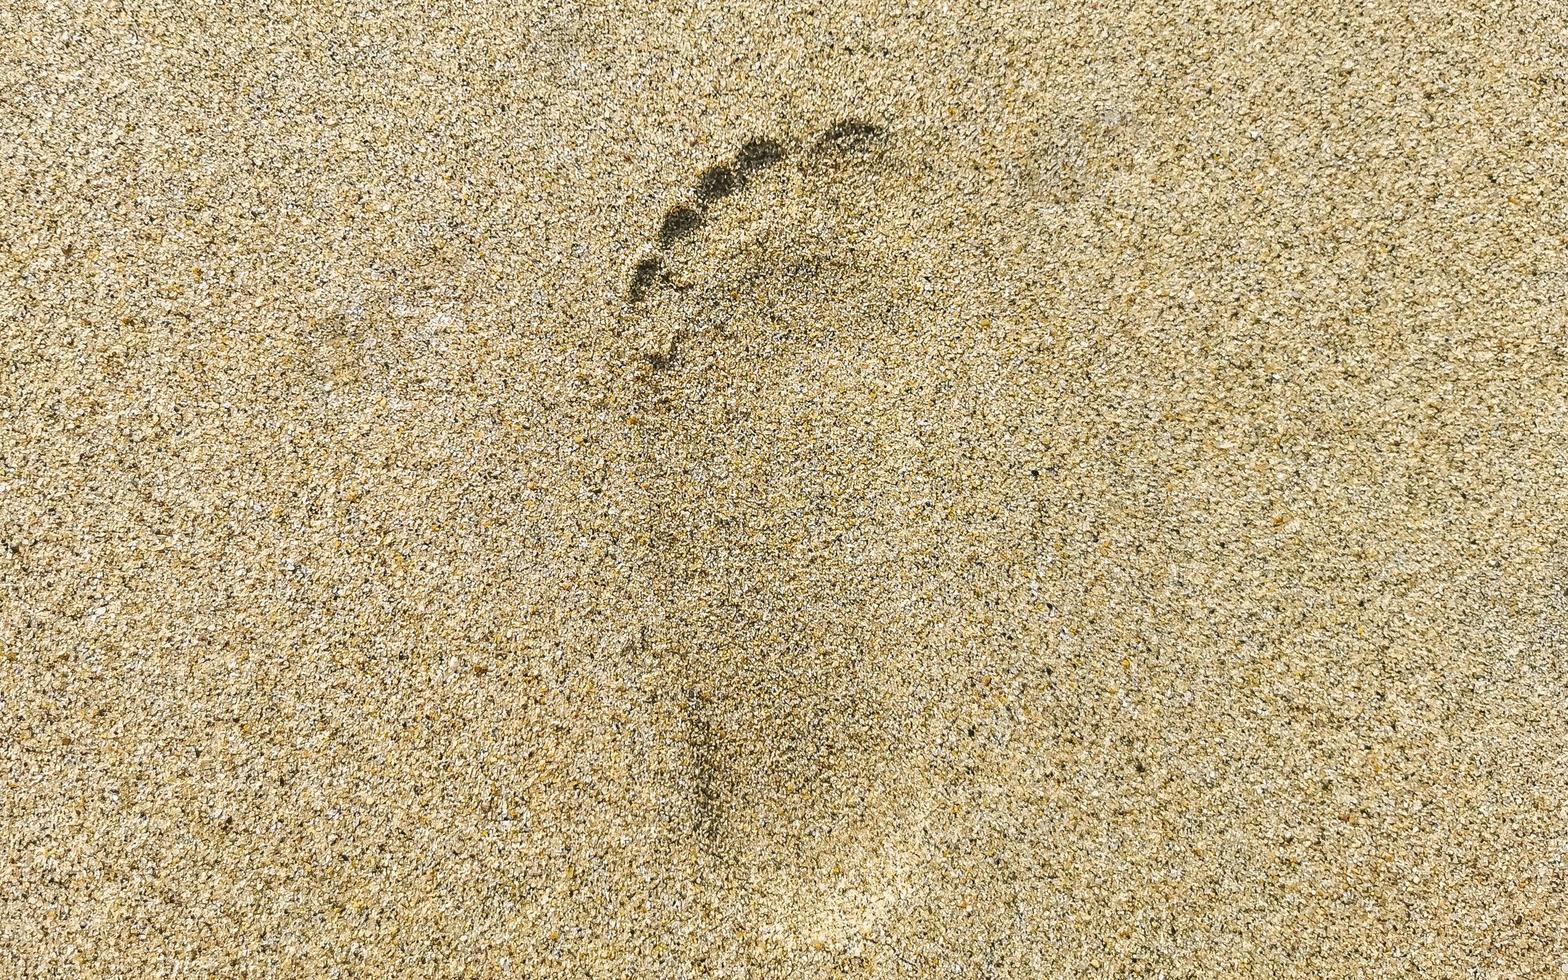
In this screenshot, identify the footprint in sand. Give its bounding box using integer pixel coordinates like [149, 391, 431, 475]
[616, 119, 931, 947]
[621, 119, 890, 371]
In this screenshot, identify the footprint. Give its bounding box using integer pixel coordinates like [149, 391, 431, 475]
[615, 122, 930, 945]
[619, 120, 889, 371]
[684, 685, 720, 844]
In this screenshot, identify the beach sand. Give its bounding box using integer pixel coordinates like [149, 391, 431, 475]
[4, 0, 1567, 975]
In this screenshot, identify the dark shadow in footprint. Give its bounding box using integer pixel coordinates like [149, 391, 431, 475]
[658, 205, 705, 247]
[699, 139, 792, 207]
[696, 163, 740, 204]
[736, 137, 787, 171]
[628, 256, 666, 303]
[685, 688, 720, 844]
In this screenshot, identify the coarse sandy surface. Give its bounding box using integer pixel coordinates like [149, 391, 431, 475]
[4, 0, 1568, 976]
